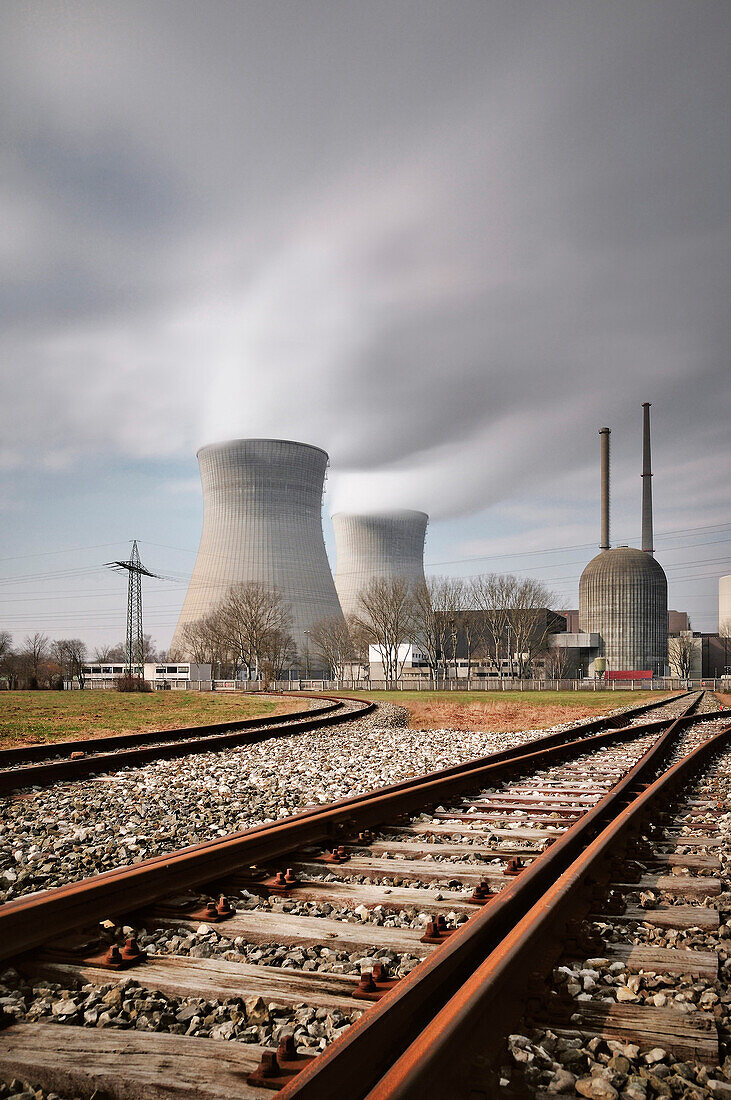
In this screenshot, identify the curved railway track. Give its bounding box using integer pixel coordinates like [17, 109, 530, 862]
[0, 691, 728, 1100]
[0, 694, 373, 795]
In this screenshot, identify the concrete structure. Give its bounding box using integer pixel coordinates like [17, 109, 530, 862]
[562, 609, 688, 635]
[720, 575, 731, 635]
[668, 610, 691, 633]
[579, 406, 668, 676]
[580, 547, 668, 674]
[332, 510, 428, 621]
[171, 439, 343, 662]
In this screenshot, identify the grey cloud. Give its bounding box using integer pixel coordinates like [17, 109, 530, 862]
[1, 0, 729, 529]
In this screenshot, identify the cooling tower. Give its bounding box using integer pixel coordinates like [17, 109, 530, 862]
[332, 510, 428, 621]
[720, 575, 731, 635]
[170, 439, 343, 660]
[579, 406, 668, 675]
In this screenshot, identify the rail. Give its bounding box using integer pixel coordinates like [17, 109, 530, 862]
[276, 693, 711, 1097]
[0, 694, 708, 963]
[364, 716, 731, 1098]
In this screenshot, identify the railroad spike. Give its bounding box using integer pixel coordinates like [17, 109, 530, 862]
[216, 895, 234, 917]
[504, 857, 524, 876]
[277, 1034, 297, 1061]
[105, 944, 122, 966]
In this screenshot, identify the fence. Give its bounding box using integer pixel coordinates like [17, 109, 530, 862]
[265, 677, 729, 693]
[66, 676, 729, 694]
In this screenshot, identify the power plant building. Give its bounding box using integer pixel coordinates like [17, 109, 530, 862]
[170, 439, 344, 661]
[578, 404, 668, 676]
[332, 510, 428, 621]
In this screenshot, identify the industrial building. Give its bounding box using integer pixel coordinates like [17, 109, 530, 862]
[170, 439, 344, 663]
[332, 510, 428, 621]
[576, 404, 668, 676]
[80, 662, 212, 688]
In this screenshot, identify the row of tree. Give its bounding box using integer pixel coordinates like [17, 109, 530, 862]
[173, 583, 295, 681]
[322, 573, 558, 682]
[171, 571, 559, 683]
[0, 632, 161, 689]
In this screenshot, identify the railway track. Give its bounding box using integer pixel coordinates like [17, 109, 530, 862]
[0, 689, 691, 800]
[0, 691, 727, 1099]
[0, 695, 373, 795]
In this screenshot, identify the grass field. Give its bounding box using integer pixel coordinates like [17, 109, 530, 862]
[0, 691, 308, 749]
[335, 689, 670, 732]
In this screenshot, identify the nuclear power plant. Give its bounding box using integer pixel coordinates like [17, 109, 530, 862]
[168, 409, 718, 682]
[170, 439, 343, 660]
[579, 404, 668, 675]
[332, 510, 429, 621]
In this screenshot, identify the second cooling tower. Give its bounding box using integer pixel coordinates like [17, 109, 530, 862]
[333, 510, 428, 621]
[171, 439, 343, 660]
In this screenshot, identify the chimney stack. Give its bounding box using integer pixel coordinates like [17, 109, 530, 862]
[641, 402, 654, 554]
[599, 427, 611, 550]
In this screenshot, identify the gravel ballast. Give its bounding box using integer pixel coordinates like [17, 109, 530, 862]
[503, 722, 731, 1099]
[0, 701, 644, 903]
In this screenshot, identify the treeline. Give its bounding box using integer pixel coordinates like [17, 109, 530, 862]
[0, 632, 161, 689]
[2, 570, 561, 689]
[172, 572, 559, 683]
[172, 582, 295, 683]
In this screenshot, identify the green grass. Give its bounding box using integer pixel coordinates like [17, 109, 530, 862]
[0, 690, 306, 748]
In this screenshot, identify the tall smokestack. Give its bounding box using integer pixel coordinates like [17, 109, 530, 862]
[599, 427, 611, 551]
[641, 402, 654, 554]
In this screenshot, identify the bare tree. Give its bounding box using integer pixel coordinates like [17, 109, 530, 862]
[470, 574, 555, 678]
[543, 645, 573, 680]
[261, 627, 298, 680]
[353, 576, 416, 685]
[720, 620, 731, 677]
[458, 583, 483, 681]
[411, 580, 440, 680]
[668, 632, 696, 678]
[51, 639, 88, 688]
[23, 633, 49, 689]
[175, 610, 223, 669]
[310, 615, 354, 682]
[94, 643, 126, 662]
[509, 578, 557, 677]
[470, 574, 515, 676]
[220, 582, 294, 679]
[0, 631, 15, 689]
[412, 576, 465, 681]
[114, 634, 157, 663]
[345, 614, 372, 680]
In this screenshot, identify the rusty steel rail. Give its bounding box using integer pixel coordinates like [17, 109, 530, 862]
[364, 719, 731, 1099]
[0, 695, 370, 795]
[276, 693, 713, 1098]
[0, 695, 711, 964]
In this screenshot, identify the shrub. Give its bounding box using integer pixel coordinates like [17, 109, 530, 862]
[115, 674, 153, 693]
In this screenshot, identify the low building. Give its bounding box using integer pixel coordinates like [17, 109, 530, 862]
[80, 662, 212, 688]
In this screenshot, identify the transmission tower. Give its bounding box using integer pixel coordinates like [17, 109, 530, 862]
[106, 541, 161, 676]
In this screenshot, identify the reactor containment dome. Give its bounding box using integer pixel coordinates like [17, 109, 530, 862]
[332, 510, 428, 621]
[170, 439, 344, 660]
[579, 405, 668, 676]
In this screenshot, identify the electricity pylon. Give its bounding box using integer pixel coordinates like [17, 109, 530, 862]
[106, 541, 161, 676]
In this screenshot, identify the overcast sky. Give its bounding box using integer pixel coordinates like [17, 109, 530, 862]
[1, 0, 729, 648]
